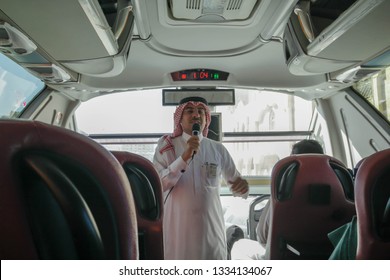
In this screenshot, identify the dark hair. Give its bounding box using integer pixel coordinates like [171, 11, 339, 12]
[291, 139, 324, 155]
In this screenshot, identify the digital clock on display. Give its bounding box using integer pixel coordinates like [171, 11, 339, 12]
[171, 69, 229, 81]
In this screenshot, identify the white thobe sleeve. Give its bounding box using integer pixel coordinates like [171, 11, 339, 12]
[220, 144, 249, 199]
[153, 146, 187, 192]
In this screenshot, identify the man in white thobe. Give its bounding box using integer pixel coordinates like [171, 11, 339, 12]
[153, 96, 249, 260]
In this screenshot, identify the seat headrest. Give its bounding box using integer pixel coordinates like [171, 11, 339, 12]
[0, 120, 138, 259]
[268, 154, 356, 259]
[273, 154, 354, 202]
[111, 150, 164, 260]
[355, 148, 390, 259]
[111, 151, 163, 221]
[123, 163, 158, 220]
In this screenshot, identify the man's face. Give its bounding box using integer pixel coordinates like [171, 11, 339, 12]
[180, 104, 207, 135]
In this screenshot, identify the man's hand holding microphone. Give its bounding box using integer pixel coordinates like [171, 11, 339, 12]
[182, 123, 201, 162]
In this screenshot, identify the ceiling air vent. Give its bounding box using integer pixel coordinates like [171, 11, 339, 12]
[186, 0, 202, 10]
[170, 0, 258, 22]
[227, 0, 243, 11]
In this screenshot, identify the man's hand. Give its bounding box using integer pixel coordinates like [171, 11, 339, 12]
[182, 136, 200, 162]
[229, 177, 249, 195]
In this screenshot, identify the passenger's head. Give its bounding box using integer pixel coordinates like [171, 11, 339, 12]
[291, 139, 324, 155]
[172, 96, 211, 137]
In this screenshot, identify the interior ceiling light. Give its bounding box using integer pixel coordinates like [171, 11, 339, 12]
[334, 66, 381, 84]
[0, 22, 37, 56]
[24, 63, 73, 84]
[169, 0, 258, 22]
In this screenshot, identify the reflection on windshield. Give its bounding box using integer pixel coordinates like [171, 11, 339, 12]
[0, 53, 44, 118]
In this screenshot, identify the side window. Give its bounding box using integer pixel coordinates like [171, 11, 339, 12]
[309, 106, 333, 157]
[353, 66, 390, 123]
[216, 91, 313, 177]
[0, 53, 44, 119]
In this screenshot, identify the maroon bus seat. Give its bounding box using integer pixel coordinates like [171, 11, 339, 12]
[0, 120, 138, 259]
[355, 148, 390, 259]
[112, 151, 164, 260]
[268, 154, 356, 259]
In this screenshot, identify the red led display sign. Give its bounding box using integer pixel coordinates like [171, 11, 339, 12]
[171, 69, 229, 81]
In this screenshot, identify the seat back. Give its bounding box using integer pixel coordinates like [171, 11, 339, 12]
[112, 151, 164, 260]
[0, 120, 138, 259]
[268, 154, 356, 259]
[355, 148, 390, 260]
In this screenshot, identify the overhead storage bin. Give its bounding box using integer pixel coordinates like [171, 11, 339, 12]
[284, 0, 390, 77]
[0, 0, 134, 79]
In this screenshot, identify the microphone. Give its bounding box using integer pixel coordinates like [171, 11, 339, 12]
[191, 123, 200, 159]
[192, 123, 200, 136]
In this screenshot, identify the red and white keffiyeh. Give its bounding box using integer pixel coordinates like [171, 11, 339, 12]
[159, 99, 211, 156]
[172, 100, 211, 137]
